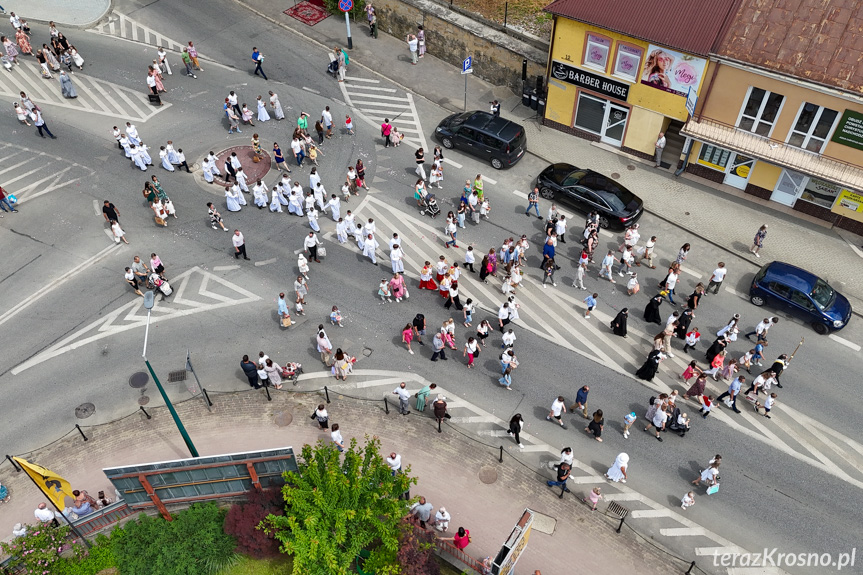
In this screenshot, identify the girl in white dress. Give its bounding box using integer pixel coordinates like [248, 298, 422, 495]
[269, 91, 285, 120]
[297, 253, 310, 279]
[269, 187, 283, 212]
[165, 141, 181, 164]
[202, 156, 215, 183]
[69, 45, 84, 69]
[233, 183, 247, 206]
[130, 145, 148, 171]
[225, 186, 242, 212]
[605, 453, 629, 483]
[307, 207, 320, 232]
[235, 167, 250, 192]
[14, 102, 30, 125]
[288, 191, 304, 216]
[111, 220, 129, 244]
[159, 147, 175, 171]
[256, 96, 270, 122]
[429, 159, 443, 188]
[253, 180, 268, 208]
[164, 197, 177, 218]
[241, 104, 255, 126]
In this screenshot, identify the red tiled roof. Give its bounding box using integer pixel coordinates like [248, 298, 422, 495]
[718, 0, 863, 94]
[544, 0, 742, 56]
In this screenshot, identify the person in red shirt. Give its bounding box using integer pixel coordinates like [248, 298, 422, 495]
[443, 526, 471, 550]
[0, 186, 17, 214]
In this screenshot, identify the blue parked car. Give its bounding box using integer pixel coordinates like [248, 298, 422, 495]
[749, 261, 852, 334]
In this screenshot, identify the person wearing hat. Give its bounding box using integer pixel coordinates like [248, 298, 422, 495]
[434, 506, 450, 532]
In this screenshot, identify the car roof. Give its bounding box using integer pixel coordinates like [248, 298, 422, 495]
[761, 261, 818, 293]
[464, 111, 521, 136]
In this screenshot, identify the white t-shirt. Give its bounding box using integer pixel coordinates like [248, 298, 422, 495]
[465, 250, 475, 263]
[228, 93, 238, 106]
[652, 410, 668, 428]
[498, 306, 509, 320]
[700, 467, 718, 482]
[232, 232, 244, 248]
[331, 430, 343, 445]
[666, 272, 679, 289]
[386, 454, 401, 471]
[322, 109, 333, 125]
[551, 399, 565, 416]
[146, 74, 156, 88]
[291, 139, 302, 154]
[764, 396, 775, 410]
[408, 38, 419, 51]
[711, 268, 727, 282]
[393, 386, 410, 401]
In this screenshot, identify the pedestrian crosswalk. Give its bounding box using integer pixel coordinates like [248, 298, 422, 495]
[0, 60, 169, 122]
[0, 142, 96, 206]
[339, 76, 428, 150]
[330, 194, 863, 495]
[325, 369, 790, 575]
[87, 12, 188, 53]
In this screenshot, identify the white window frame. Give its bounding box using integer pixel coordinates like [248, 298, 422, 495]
[736, 86, 786, 138]
[583, 33, 611, 72]
[574, 92, 606, 135]
[784, 102, 840, 154]
[611, 43, 642, 83]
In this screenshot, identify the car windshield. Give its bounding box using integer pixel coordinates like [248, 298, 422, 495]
[809, 278, 835, 310]
[450, 112, 472, 126]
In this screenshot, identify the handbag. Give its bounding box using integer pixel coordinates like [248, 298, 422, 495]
[318, 246, 327, 257]
[706, 484, 720, 495]
[281, 316, 292, 327]
[404, 288, 410, 299]
[7, 194, 17, 204]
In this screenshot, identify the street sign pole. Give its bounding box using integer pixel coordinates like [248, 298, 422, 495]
[339, 0, 354, 49]
[461, 56, 472, 111]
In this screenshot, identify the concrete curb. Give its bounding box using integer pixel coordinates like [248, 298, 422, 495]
[14, 0, 115, 30]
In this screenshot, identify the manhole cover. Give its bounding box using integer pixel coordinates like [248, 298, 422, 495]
[626, 164, 636, 171]
[274, 411, 293, 427]
[610, 172, 620, 179]
[138, 396, 150, 406]
[478, 466, 498, 484]
[168, 370, 187, 383]
[75, 403, 96, 419]
[362, 347, 373, 357]
[129, 372, 149, 388]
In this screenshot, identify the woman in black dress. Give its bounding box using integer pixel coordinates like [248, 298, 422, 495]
[644, 295, 663, 324]
[704, 335, 728, 362]
[610, 308, 628, 337]
[478, 253, 491, 283]
[585, 409, 604, 442]
[636, 349, 663, 381]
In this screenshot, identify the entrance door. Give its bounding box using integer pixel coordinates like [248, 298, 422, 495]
[771, 169, 807, 206]
[601, 104, 629, 146]
[723, 153, 755, 189]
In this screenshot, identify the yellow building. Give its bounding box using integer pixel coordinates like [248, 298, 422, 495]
[542, 0, 739, 164]
[681, 0, 863, 233]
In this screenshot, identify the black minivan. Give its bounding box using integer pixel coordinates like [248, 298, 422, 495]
[434, 111, 527, 169]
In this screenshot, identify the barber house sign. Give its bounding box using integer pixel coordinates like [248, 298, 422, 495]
[551, 60, 630, 101]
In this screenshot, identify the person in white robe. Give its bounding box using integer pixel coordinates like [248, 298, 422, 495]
[159, 147, 175, 171]
[120, 135, 132, 159]
[363, 234, 379, 264]
[130, 145, 148, 171]
[309, 168, 321, 191]
[225, 185, 241, 212]
[206, 152, 222, 175]
[166, 142, 181, 164]
[279, 174, 292, 196]
[335, 218, 348, 243]
[202, 156, 215, 183]
[314, 182, 327, 211]
[307, 207, 320, 232]
[230, 153, 242, 172]
[235, 167, 250, 192]
[390, 245, 405, 273]
[164, 197, 177, 218]
[270, 187, 283, 212]
[232, 182, 247, 206]
[326, 195, 340, 221]
[256, 96, 270, 122]
[125, 122, 141, 145]
[139, 144, 153, 166]
[269, 91, 285, 120]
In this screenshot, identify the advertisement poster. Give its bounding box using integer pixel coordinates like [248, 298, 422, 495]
[830, 109, 863, 151]
[640, 44, 706, 97]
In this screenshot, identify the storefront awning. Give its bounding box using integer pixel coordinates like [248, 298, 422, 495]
[682, 117, 863, 193]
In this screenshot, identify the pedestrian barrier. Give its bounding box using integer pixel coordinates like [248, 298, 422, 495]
[434, 537, 484, 573]
[70, 500, 136, 537]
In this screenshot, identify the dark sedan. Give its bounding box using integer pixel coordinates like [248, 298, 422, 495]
[534, 163, 643, 230]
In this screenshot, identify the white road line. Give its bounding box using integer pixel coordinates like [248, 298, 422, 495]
[629, 509, 673, 519]
[566, 475, 606, 484]
[0, 244, 122, 328]
[348, 93, 411, 103]
[447, 416, 498, 424]
[82, 75, 126, 115]
[680, 266, 701, 278]
[93, 200, 100, 215]
[660, 527, 707, 537]
[442, 158, 463, 169]
[482, 176, 497, 185]
[695, 546, 746, 557]
[346, 85, 398, 93]
[405, 93, 427, 151]
[302, 86, 320, 94]
[829, 333, 861, 352]
[344, 76, 380, 83]
[212, 265, 241, 271]
[254, 258, 278, 266]
[364, 115, 421, 125]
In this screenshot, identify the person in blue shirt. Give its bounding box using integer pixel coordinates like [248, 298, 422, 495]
[569, 385, 589, 417]
[583, 292, 598, 319]
[716, 375, 743, 413]
[252, 47, 267, 80]
[541, 238, 555, 268]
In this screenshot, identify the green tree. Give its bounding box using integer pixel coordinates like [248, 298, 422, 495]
[262, 435, 416, 575]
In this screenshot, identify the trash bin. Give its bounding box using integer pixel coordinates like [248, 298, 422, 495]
[522, 89, 531, 107]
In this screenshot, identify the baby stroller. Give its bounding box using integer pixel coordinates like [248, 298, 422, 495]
[419, 192, 440, 218]
[147, 273, 173, 297]
[326, 52, 339, 78]
[666, 407, 690, 437]
[280, 362, 304, 386]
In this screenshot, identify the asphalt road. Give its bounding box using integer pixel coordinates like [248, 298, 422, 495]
[0, 2, 860, 573]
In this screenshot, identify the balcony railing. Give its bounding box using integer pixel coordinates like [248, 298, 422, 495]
[683, 116, 863, 191]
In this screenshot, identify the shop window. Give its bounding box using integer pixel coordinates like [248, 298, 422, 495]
[574, 93, 605, 134]
[583, 33, 611, 72]
[737, 87, 784, 137]
[798, 177, 843, 209]
[787, 103, 839, 153]
[612, 44, 642, 83]
[696, 144, 731, 171]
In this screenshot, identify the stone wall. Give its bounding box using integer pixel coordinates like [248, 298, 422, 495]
[374, 0, 548, 94]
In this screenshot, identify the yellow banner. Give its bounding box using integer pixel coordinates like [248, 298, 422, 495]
[13, 457, 75, 509]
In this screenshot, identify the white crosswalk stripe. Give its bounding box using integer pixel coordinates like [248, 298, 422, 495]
[87, 13, 188, 53]
[339, 76, 428, 150]
[326, 196, 863, 495]
[0, 61, 167, 122]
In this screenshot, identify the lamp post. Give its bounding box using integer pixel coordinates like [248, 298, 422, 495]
[142, 291, 199, 458]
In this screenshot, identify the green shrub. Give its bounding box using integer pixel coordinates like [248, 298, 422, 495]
[0, 523, 72, 574]
[112, 503, 238, 575]
[321, 0, 367, 18]
[51, 534, 116, 575]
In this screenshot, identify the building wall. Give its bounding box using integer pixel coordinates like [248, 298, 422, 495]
[545, 18, 708, 154]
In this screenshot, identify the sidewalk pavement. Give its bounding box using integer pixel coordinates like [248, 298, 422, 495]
[0, 380, 681, 575]
[6, 0, 110, 28]
[233, 0, 863, 312]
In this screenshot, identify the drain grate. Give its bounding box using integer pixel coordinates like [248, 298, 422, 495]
[168, 370, 187, 383]
[129, 372, 149, 388]
[607, 501, 629, 519]
[75, 403, 96, 419]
